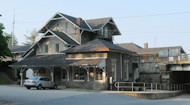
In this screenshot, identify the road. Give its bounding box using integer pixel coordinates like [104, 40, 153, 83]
[0, 85, 190, 105]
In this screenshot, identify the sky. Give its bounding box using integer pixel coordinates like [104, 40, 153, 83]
[1, 0, 190, 53]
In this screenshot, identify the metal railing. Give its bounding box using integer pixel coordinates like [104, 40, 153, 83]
[114, 82, 190, 92]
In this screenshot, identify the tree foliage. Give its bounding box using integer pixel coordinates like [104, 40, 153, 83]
[22, 28, 39, 45]
[0, 23, 13, 59]
[3, 32, 18, 47]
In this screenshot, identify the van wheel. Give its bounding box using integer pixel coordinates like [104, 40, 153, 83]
[37, 84, 42, 90]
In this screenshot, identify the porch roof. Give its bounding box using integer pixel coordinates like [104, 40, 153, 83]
[66, 58, 105, 66]
[9, 54, 105, 68]
[9, 54, 67, 68]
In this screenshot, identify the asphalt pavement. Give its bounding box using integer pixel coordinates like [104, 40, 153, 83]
[0, 85, 190, 105]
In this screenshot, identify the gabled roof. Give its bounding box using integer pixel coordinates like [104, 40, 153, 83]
[64, 39, 134, 54]
[50, 31, 79, 45]
[39, 12, 121, 35]
[21, 30, 79, 58]
[39, 12, 91, 33]
[117, 43, 142, 52]
[86, 17, 111, 30]
[59, 13, 90, 30]
[86, 17, 121, 35]
[9, 45, 32, 53]
[117, 43, 185, 54]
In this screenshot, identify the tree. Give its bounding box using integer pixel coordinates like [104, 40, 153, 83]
[0, 23, 13, 59]
[22, 28, 39, 45]
[3, 32, 18, 47]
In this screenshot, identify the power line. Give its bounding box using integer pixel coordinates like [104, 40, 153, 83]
[114, 12, 190, 18]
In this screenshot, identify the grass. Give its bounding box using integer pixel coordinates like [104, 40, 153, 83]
[0, 75, 11, 84]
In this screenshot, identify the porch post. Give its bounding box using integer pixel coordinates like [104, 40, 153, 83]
[19, 68, 25, 85]
[83, 66, 89, 82]
[51, 68, 54, 82]
[86, 67, 89, 82]
[63, 67, 69, 81]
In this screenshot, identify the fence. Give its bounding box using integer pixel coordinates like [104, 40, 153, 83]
[114, 82, 190, 92]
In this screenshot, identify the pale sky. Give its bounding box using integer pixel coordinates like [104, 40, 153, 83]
[1, 0, 190, 53]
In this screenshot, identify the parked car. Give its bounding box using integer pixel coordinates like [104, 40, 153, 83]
[24, 77, 57, 90]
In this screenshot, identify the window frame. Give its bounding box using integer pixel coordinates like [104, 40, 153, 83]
[72, 67, 85, 82]
[45, 44, 48, 53]
[94, 68, 103, 82]
[111, 59, 117, 82]
[55, 43, 59, 52]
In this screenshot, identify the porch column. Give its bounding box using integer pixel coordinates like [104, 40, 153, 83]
[50, 68, 54, 82]
[19, 68, 25, 85]
[83, 66, 89, 82]
[63, 67, 69, 81]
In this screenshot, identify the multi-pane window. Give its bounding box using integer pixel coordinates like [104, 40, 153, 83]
[45, 44, 48, 53]
[111, 61, 116, 81]
[73, 67, 85, 80]
[55, 43, 59, 52]
[95, 68, 103, 80]
[149, 56, 153, 62]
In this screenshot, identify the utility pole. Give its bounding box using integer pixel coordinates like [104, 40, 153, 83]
[12, 9, 15, 46]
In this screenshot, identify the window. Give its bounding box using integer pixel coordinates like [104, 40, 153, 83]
[111, 60, 116, 81]
[45, 44, 48, 53]
[149, 56, 153, 62]
[65, 22, 68, 33]
[56, 23, 59, 31]
[55, 43, 59, 52]
[95, 68, 103, 80]
[104, 27, 108, 38]
[73, 67, 85, 80]
[124, 61, 129, 80]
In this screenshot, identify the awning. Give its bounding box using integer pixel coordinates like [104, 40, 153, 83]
[9, 54, 67, 68]
[9, 54, 106, 68]
[66, 58, 105, 66]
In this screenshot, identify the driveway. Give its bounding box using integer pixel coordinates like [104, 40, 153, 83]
[0, 85, 190, 105]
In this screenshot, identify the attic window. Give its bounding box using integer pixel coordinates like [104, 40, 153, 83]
[56, 23, 59, 31]
[45, 44, 48, 53]
[104, 27, 108, 38]
[55, 43, 59, 52]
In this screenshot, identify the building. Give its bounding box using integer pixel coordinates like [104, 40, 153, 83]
[118, 43, 187, 84]
[10, 12, 139, 90]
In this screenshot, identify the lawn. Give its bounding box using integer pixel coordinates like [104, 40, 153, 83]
[0, 75, 11, 84]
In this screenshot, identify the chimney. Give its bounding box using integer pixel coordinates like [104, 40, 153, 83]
[77, 17, 82, 26]
[144, 43, 148, 49]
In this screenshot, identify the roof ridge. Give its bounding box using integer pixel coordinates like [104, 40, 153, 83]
[85, 17, 112, 21]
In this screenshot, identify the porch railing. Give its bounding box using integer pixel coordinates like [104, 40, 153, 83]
[114, 82, 190, 92]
